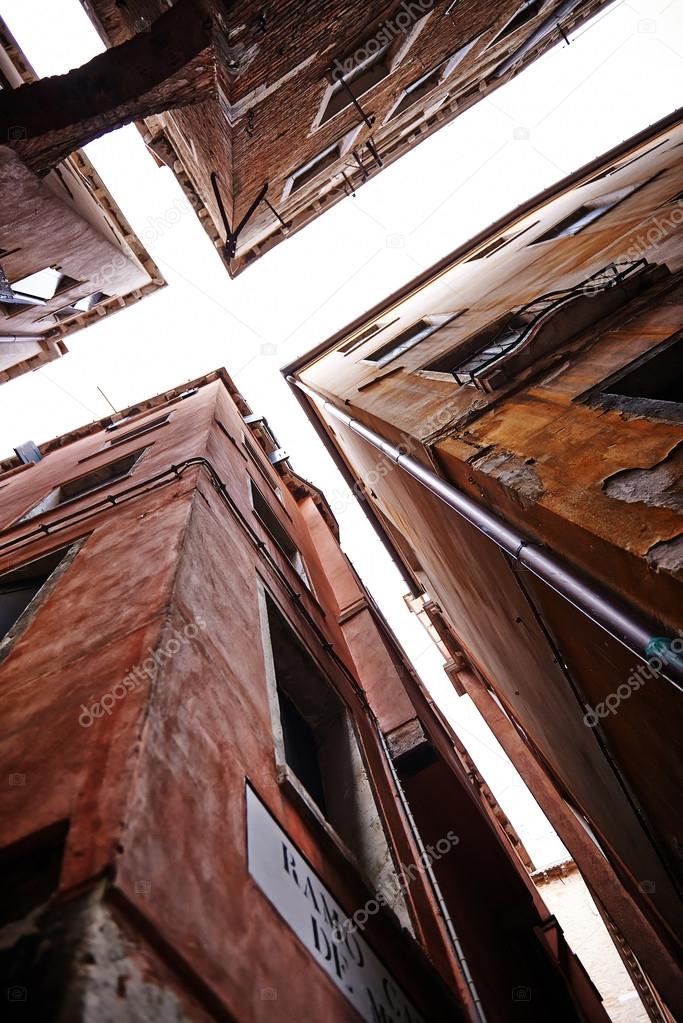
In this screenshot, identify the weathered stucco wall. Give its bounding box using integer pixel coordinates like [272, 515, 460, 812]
[292, 114, 683, 1015]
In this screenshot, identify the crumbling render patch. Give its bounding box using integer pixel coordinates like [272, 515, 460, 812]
[470, 449, 545, 503]
[646, 533, 683, 574]
[603, 443, 683, 512]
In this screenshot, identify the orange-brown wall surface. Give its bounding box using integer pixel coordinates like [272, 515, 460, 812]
[0, 373, 619, 1021]
[0, 378, 461, 1020]
[290, 113, 683, 1016]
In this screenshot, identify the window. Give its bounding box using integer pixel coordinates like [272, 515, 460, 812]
[530, 183, 646, 244]
[364, 314, 463, 367]
[0, 545, 72, 643]
[584, 138, 669, 185]
[250, 481, 310, 587]
[244, 436, 282, 497]
[51, 291, 108, 322]
[0, 821, 69, 927]
[422, 312, 527, 378]
[388, 65, 442, 121]
[466, 221, 538, 261]
[490, 1, 544, 45]
[18, 449, 144, 524]
[261, 593, 409, 920]
[586, 337, 682, 418]
[320, 46, 391, 125]
[425, 260, 657, 391]
[0, 267, 80, 312]
[385, 39, 477, 122]
[283, 126, 361, 198]
[106, 413, 170, 448]
[338, 317, 399, 355]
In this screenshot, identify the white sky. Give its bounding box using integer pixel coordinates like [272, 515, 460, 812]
[1, 0, 682, 869]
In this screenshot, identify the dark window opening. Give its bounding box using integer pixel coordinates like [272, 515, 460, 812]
[421, 311, 527, 376]
[264, 595, 408, 916]
[19, 449, 145, 523]
[106, 413, 170, 448]
[321, 46, 390, 124]
[466, 221, 538, 260]
[250, 481, 309, 586]
[599, 339, 682, 406]
[583, 138, 669, 185]
[388, 66, 442, 121]
[531, 179, 655, 245]
[0, 821, 69, 927]
[364, 314, 462, 367]
[277, 687, 327, 814]
[0, 545, 71, 643]
[287, 139, 347, 195]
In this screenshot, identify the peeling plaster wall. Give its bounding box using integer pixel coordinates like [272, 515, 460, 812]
[294, 116, 683, 1000]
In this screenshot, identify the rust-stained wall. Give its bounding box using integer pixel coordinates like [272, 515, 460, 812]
[0, 372, 612, 1020]
[288, 114, 683, 1017]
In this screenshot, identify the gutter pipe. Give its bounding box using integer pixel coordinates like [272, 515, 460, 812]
[288, 376, 683, 695]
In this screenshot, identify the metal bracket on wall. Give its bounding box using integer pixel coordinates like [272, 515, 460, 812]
[210, 173, 270, 260]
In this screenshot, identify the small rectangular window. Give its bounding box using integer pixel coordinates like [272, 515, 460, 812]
[587, 338, 682, 417]
[364, 313, 463, 367]
[51, 291, 109, 322]
[338, 317, 399, 355]
[466, 221, 537, 261]
[1, 267, 81, 312]
[18, 450, 144, 523]
[106, 413, 170, 448]
[531, 181, 653, 245]
[584, 138, 669, 185]
[284, 126, 360, 198]
[250, 481, 309, 586]
[0, 545, 72, 643]
[321, 46, 391, 125]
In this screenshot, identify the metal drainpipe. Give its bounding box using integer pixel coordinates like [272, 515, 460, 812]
[288, 377, 683, 695]
[376, 728, 489, 1023]
[0, 335, 45, 344]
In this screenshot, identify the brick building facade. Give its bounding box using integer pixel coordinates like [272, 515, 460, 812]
[1, 1, 610, 278]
